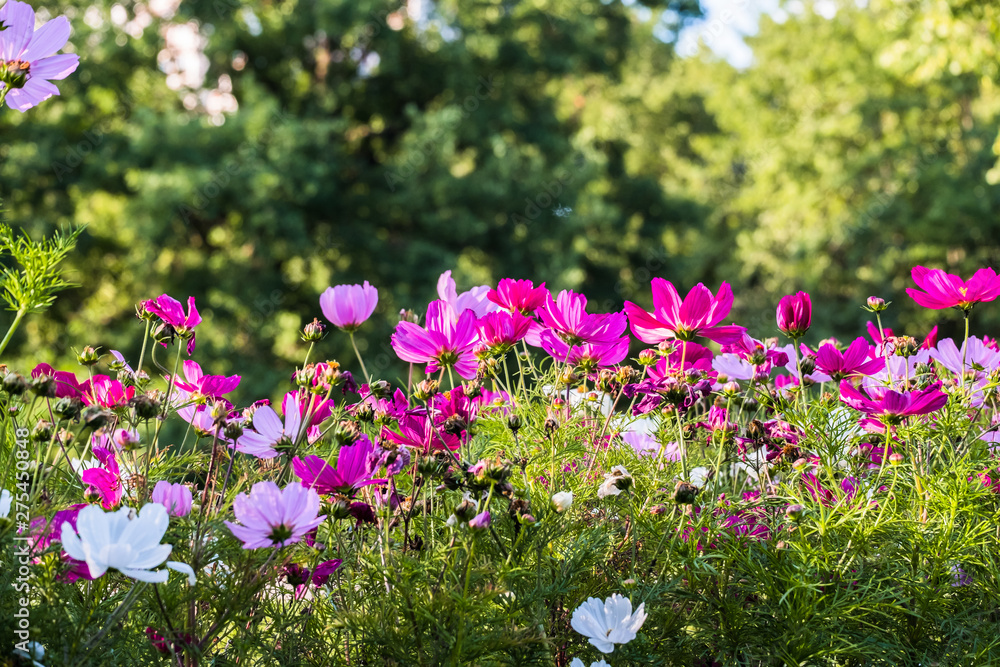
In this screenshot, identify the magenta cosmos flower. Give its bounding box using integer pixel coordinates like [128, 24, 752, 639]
[225, 481, 326, 549]
[538, 290, 626, 346]
[624, 279, 745, 344]
[171, 360, 240, 400]
[776, 291, 811, 338]
[320, 281, 378, 332]
[391, 300, 479, 379]
[145, 294, 202, 354]
[906, 266, 1000, 312]
[487, 278, 548, 314]
[839, 380, 948, 422]
[0, 1, 79, 112]
[478, 310, 534, 352]
[292, 435, 386, 496]
[814, 338, 885, 381]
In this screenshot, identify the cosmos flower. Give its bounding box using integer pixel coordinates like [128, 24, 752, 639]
[225, 481, 326, 550]
[814, 338, 885, 381]
[551, 491, 573, 513]
[624, 279, 745, 344]
[292, 436, 386, 496]
[487, 278, 548, 314]
[437, 270, 499, 317]
[0, 0, 79, 112]
[0, 488, 10, 518]
[839, 380, 948, 421]
[906, 266, 1000, 312]
[391, 300, 480, 379]
[776, 291, 812, 338]
[538, 290, 626, 346]
[570, 593, 647, 654]
[60, 503, 194, 584]
[171, 360, 240, 399]
[144, 294, 202, 354]
[151, 481, 193, 517]
[320, 281, 379, 332]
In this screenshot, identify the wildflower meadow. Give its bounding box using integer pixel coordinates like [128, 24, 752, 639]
[3, 2, 1000, 667]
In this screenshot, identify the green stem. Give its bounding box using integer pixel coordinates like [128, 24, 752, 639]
[349, 333, 369, 380]
[0, 308, 26, 358]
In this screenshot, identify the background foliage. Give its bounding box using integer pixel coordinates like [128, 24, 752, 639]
[4, 0, 1000, 397]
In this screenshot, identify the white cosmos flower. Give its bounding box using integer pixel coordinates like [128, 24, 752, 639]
[0, 489, 11, 519]
[551, 491, 573, 513]
[570, 593, 647, 654]
[60, 503, 195, 584]
[570, 659, 612, 667]
[13, 640, 45, 667]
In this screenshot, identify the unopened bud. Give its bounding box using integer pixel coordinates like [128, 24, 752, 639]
[301, 318, 326, 342]
[77, 346, 101, 366]
[30, 374, 57, 398]
[865, 296, 888, 312]
[413, 379, 439, 401]
[399, 309, 419, 324]
[130, 394, 161, 420]
[638, 349, 658, 366]
[2, 372, 29, 396]
[722, 381, 741, 395]
[507, 414, 522, 433]
[785, 504, 805, 521]
[53, 397, 83, 421]
[673, 480, 699, 505]
[888, 453, 904, 466]
[81, 406, 112, 431]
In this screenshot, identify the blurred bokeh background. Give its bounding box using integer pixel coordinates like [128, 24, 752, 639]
[3, 0, 1000, 402]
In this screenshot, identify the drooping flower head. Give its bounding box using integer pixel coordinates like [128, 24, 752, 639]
[570, 593, 647, 654]
[0, 0, 79, 112]
[144, 294, 202, 354]
[319, 281, 379, 332]
[776, 291, 812, 338]
[624, 278, 745, 344]
[906, 266, 1000, 312]
[225, 481, 326, 549]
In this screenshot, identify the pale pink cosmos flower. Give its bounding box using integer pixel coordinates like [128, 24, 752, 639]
[225, 481, 326, 549]
[151, 481, 193, 517]
[320, 281, 379, 332]
[437, 270, 499, 317]
[236, 394, 319, 459]
[0, 0, 80, 112]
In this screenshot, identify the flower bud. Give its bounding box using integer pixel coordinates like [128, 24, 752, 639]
[77, 346, 101, 366]
[210, 400, 229, 425]
[32, 420, 53, 443]
[722, 380, 741, 395]
[29, 374, 57, 398]
[399, 309, 419, 324]
[224, 421, 244, 442]
[81, 406, 112, 431]
[130, 394, 161, 420]
[865, 296, 888, 312]
[798, 355, 816, 376]
[2, 371, 29, 396]
[507, 414, 522, 433]
[551, 491, 573, 513]
[888, 452, 904, 466]
[785, 504, 805, 521]
[673, 480, 699, 505]
[454, 498, 478, 522]
[468, 510, 491, 530]
[518, 513, 537, 526]
[638, 349, 658, 366]
[301, 317, 326, 342]
[413, 379, 439, 401]
[53, 397, 83, 421]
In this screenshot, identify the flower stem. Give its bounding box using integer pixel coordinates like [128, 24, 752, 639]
[0, 308, 26, 358]
[349, 333, 369, 380]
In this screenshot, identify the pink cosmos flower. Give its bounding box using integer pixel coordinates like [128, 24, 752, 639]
[478, 311, 534, 351]
[81, 445, 122, 510]
[539, 330, 629, 369]
[31, 363, 85, 399]
[82, 375, 135, 409]
[145, 294, 202, 353]
[225, 481, 326, 550]
[380, 413, 461, 455]
[284, 558, 343, 599]
[487, 278, 548, 314]
[151, 481, 193, 517]
[171, 360, 240, 399]
[906, 266, 1000, 312]
[839, 380, 948, 421]
[437, 270, 499, 317]
[319, 281, 378, 332]
[538, 291, 626, 346]
[0, 1, 79, 112]
[814, 338, 885, 381]
[656, 341, 714, 375]
[349, 384, 409, 422]
[776, 291, 811, 338]
[236, 396, 319, 459]
[292, 435, 386, 496]
[391, 300, 480, 379]
[624, 279, 745, 344]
